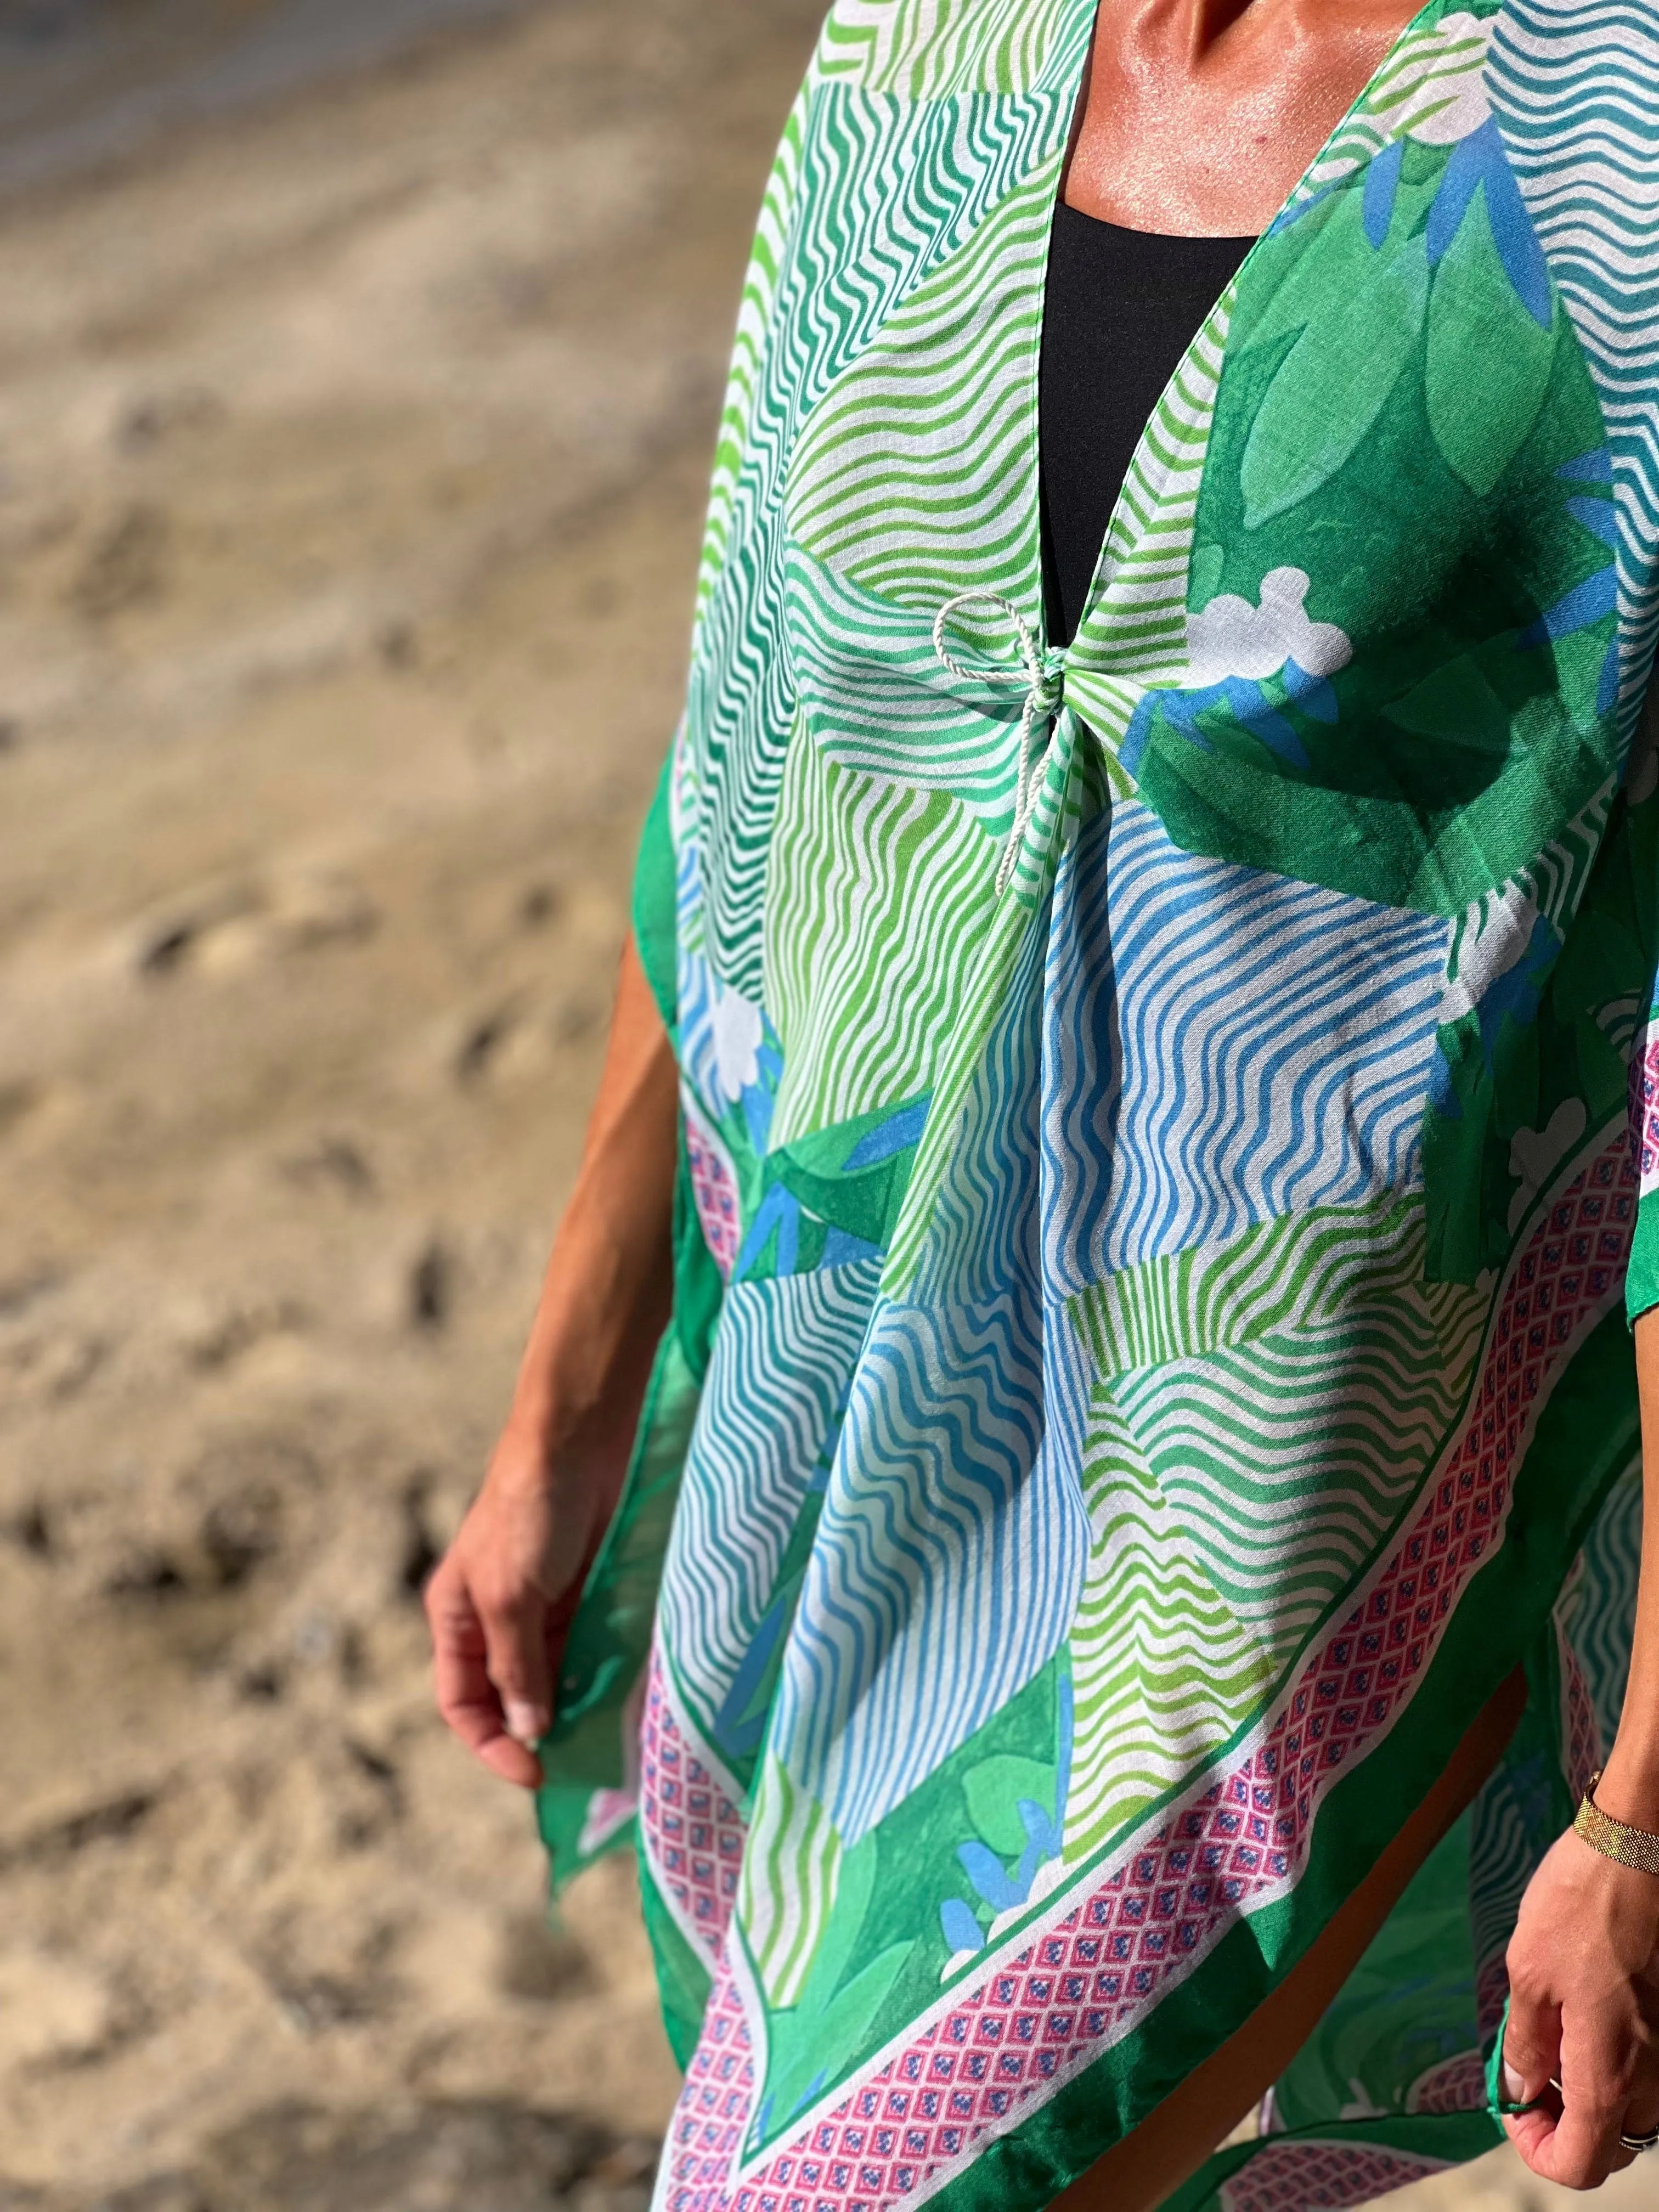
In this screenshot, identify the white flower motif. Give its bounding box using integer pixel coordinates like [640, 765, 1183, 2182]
[1438, 883, 1540, 1030]
[711, 981, 763, 1106]
[1388, 12, 1493, 145]
[1508, 1097, 1588, 1232]
[577, 1786, 637, 1857]
[1338, 2077, 1390, 2122]
[984, 1853, 1070, 1946]
[1184, 566, 1353, 688]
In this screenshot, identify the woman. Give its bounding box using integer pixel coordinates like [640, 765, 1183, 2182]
[425, 0, 1659, 2203]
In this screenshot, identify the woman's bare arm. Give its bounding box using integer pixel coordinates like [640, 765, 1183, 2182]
[1502, 1306, 1659, 2183]
[425, 932, 678, 1787]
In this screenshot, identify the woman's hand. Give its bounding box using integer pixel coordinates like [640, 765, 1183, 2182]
[1504, 1310, 1659, 2177]
[426, 932, 678, 1788]
[1503, 1821, 1659, 2186]
[424, 1424, 612, 1788]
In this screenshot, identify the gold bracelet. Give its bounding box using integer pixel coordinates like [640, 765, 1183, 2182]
[1574, 1770, 1659, 1876]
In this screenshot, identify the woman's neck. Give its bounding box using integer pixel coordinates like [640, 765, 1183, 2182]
[1063, 0, 1428, 235]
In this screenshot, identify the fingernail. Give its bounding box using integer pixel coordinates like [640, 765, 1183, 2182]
[505, 1700, 546, 1746]
[1503, 2062, 1527, 2102]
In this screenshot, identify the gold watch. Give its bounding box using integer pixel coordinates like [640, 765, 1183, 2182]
[1574, 1770, 1659, 1876]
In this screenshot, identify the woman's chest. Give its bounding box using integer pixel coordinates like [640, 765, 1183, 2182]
[764, 0, 1623, 920]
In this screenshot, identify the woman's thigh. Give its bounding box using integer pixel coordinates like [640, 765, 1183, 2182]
[1051, 1669, 1529, 2212]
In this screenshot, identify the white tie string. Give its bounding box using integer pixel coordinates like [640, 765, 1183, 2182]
[931, 590, 1064, 894]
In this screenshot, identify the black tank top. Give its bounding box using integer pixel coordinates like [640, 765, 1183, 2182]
[1039, 201, 1256, 647]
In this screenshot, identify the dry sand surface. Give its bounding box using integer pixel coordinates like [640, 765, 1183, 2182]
[0, 4, 1656, 2209]
[0, 0, 816, 2198]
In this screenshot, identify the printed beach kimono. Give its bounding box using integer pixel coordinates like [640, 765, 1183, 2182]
[537, 1, 1659, 2205]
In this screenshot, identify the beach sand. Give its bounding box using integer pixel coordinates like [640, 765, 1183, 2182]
[0, 4, 1653, 2206]
[0, 0, 810, 2197]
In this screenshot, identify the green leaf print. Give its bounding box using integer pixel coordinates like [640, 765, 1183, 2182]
[756, 1830, 915, 2130]
[1426, 186, 1556, 496]
[1241, 231, 1430, 529]
[763, 1939, 915, 2123]
[962, 1753, 1058, 1857]
[809, 1820, 878, 1997]
[1239, 185, 1379, 357]
[1187, 540, 1224, 610]
[1383, 639, 1527, 752]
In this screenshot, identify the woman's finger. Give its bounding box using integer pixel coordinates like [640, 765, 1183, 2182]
[1499, 1970, 1564, 2175]
[426, 1556, 543, 1788]
[1614, 2069, 1659, 2170]
[1549, 2087, 1630, 2186]
[475, 1576, 555, 1754]
[1502, 2108, 1553, 2169]
[1500, 1976, 1562, 2109]
[1547, 2018, 1646, 2190]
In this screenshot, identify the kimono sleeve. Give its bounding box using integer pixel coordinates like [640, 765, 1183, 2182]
[1628, 1007, 1659, 1324]
[630, 742, 678, 1037]
[1628, 681, 1659, 1328]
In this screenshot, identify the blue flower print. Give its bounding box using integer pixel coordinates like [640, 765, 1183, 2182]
[938, 1677, 1074, 1976]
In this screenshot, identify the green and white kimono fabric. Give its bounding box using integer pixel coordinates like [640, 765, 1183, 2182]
[535, 0, 1659, 2204]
